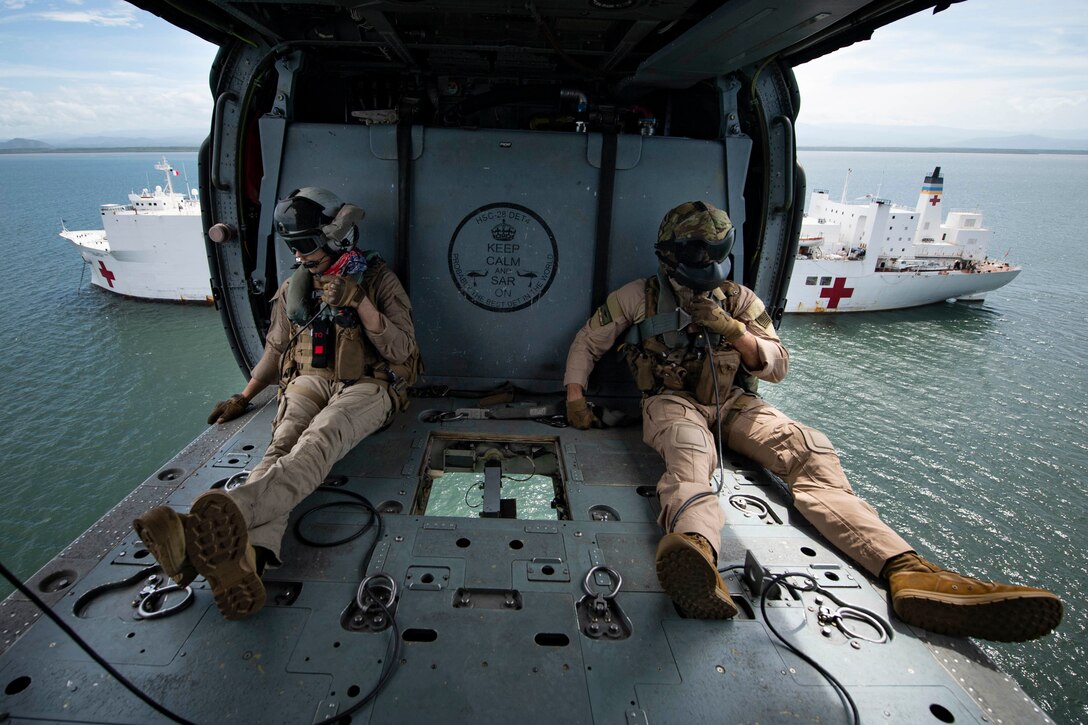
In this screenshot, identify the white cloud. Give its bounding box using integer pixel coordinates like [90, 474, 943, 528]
[0, 81, 212, 136]
[793, 0, 1088, 135]
[37, 9, 139, 27]
[0, 0, 139, 26]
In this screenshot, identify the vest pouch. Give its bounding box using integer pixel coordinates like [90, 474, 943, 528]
[623, 346, 658, 393]
[657, 362, 688, 391]
[694, 348, 740, 406]
[372, 350, 421, 411]
[334, 324, 367, 382]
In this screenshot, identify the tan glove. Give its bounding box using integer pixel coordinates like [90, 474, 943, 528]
[317, 274, 366, 308]
[207, 393, 249, 424]
[566, 398, 601, 430]
[687, 296, 746, 342]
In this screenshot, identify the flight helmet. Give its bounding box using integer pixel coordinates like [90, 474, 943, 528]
[655, 200, 735, 291]
[274, 187, 358, 256]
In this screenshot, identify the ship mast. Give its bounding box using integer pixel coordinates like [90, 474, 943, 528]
[153, 157, 176, 196]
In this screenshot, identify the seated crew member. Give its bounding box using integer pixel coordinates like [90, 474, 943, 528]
[563, 200, 1062, 642]
[133, 187, 420, 620]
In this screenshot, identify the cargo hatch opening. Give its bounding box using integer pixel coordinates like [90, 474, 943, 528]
[413, 434, 570, 520]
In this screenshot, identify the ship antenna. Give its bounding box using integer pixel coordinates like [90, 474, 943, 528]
[180, 162, 194, 199]
[154, 156, 175, 196]
[839, 168, 852, 203]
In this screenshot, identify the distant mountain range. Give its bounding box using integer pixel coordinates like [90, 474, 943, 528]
[1, 133, 204, 151]
[3, 127, 1087, 152]
[796, 123, 1088, 151]
[0, 138, 53, 150]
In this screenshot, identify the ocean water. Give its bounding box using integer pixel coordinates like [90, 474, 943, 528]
[0, 151, 240, 583]
[0, 150, 1084, 723]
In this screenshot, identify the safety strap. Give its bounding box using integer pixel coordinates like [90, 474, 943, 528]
[591, 132, 618, 311]
[626, 270, 691, 346]
[395, 122, 412, 294]
[424, 401, 564, 426]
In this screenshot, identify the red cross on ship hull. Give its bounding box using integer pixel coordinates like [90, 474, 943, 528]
[98, 260, 116, 288]
[819, 277, 854, 309]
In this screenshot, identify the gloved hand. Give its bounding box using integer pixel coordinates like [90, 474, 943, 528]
[566, 398, 601, 430]
[207, 394, 249, 425]
[687, 296, 746, 342]
[318, 274, 365, 308]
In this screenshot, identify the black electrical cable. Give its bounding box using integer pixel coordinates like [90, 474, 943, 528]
[0, 484, 401, 725]
[295, 486, 403, 724]
[293, 485, 382, 551]
[758, 571, 860, 725]
[464, 480, 484, 509]
[310, 577, 401, 725]
[0, 559, 197, 725]
[667, 328, 728, 533]
[277, 305, 326, 390]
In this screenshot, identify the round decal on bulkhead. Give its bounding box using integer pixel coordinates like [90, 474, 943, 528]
[448, 203, 558, 312]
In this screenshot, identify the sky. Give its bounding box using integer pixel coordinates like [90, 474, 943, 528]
[0, 0, 1085, 143]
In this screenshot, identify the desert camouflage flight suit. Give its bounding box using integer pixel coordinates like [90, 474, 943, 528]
[229, 258, 418, 561]
[564, 273, 912, 576]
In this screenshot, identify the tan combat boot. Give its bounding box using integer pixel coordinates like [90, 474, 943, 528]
[133, 507, 199, 587]
[884, 553, 1062, 642]
[656, 533, 739, 619]
[185, 490, 266, 620]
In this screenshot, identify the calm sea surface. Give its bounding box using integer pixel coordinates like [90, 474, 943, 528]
[0, 150, 1084, 723]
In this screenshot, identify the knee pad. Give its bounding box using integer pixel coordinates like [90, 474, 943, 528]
[784, 423, 850, 492]
[672, 422, 712, 452]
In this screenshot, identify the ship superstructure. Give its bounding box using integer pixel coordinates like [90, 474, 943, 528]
[61, 158, 211, 303]
[1, 1, 1060, 723]
[786, 167, 1020, 312]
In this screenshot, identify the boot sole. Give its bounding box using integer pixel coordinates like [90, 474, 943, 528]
[186, 491, 265, 620]
[656, 540, 738, 619]
[133, 507, 197, 587]
[893, 589, 1062, 642]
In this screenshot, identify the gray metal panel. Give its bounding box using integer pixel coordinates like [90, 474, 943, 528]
[412, 128, 597, 387]
[269, 124, 742, 390]
[274, 123, 415, 283]
[610, 135, 729, 290]
[634, 0, 868, 87]
[0, 396, 1057, 724]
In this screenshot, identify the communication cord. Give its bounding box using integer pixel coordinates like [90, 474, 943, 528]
[295, 486, 403, 725]
[277, 305, 326, 392]
[757, 571, 862, 725]
[0, 489, 400, 725]
[666, 328, 728, 533]
[0, 559, 197, 725]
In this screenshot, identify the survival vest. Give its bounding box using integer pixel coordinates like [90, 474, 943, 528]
[280, 252, 420, 409]
[621, 270, 760, 405]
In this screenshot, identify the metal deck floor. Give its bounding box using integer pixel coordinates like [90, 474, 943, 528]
[0, 392, 1052, 724]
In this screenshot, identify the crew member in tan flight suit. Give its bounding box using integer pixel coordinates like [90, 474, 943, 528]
[134, 187, 420, 620]
[564, 200, 1062, 642]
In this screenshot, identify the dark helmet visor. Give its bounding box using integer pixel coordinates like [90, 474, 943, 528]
[276, 222, 326, 255]
[274, 193, 330, 255]
[674, 228, 735, 268]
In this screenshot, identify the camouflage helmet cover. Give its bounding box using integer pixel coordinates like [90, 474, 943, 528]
[655, 201, 736, 291]
[656, 200, 733, 244]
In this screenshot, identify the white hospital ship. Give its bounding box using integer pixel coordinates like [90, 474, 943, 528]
[785, 167, 1019, 313]
[61, 158, 212, 303]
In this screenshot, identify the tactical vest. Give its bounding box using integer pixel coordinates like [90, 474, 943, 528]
[280, 253, 420, 409]
[622, 271, 758, 405]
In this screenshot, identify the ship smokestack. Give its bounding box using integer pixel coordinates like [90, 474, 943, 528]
[914, 166, 944, 243]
